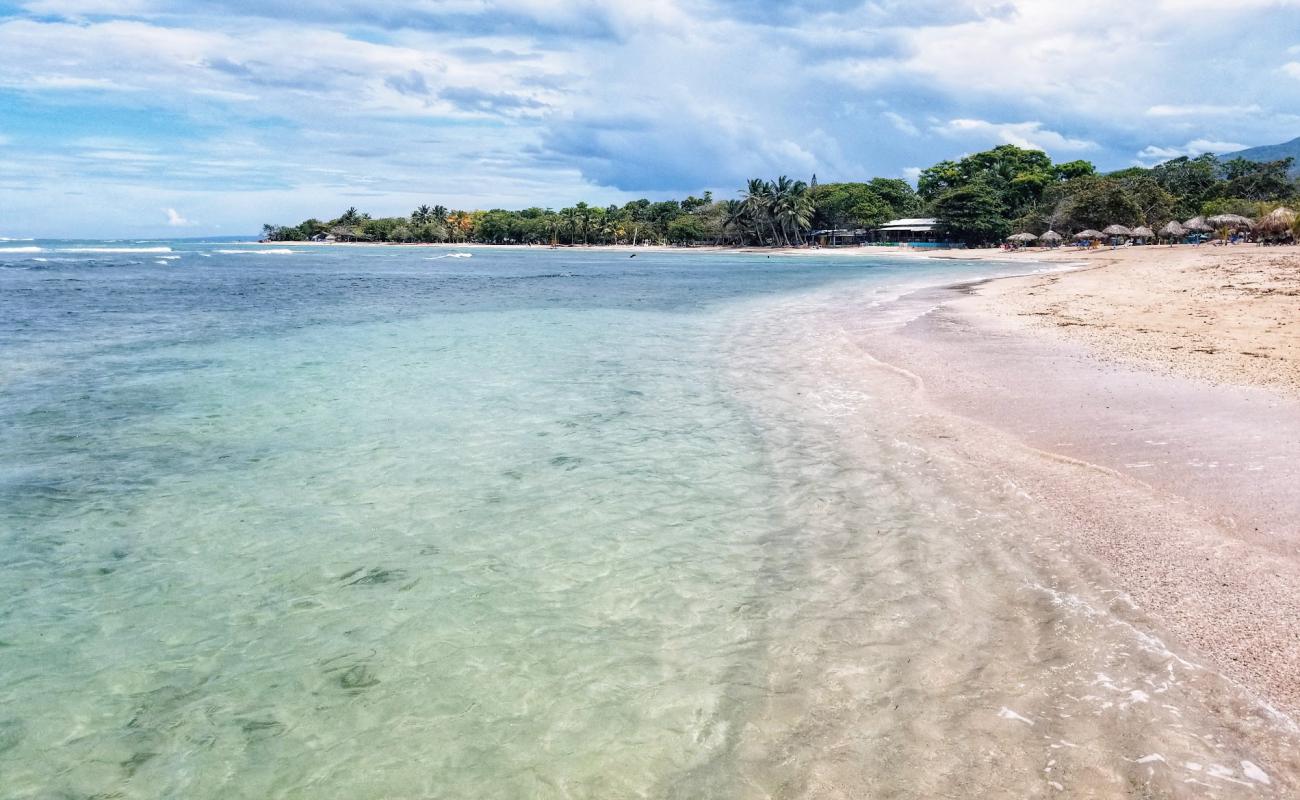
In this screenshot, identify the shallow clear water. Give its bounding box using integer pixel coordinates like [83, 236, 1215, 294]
[1, 242, 1294, 798]
[0, 244, 980, 797]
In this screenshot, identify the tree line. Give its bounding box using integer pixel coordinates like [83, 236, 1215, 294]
[262, 147, 1299, 247]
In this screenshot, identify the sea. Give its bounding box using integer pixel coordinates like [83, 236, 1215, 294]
[0, 241, 1293, 798]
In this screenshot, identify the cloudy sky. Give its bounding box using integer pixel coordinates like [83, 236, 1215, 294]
[1, 0, 1298, 237]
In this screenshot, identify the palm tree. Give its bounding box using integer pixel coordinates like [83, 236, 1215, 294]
[559, 207, 578, 244]
[574, 202, 593, 245]
[412, 205, 432, 225]
[774, 177, 813, 246]
[743, 178, 780, 246]
[339, 207, 361, 225]
[720, 199, 748, 245]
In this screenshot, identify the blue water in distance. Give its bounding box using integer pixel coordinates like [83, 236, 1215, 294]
[0, 241, 1005, 798]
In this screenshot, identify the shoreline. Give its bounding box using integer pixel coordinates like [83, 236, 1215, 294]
[724, 274, 1300, 794]
[856, 246, 1300, 719]
[239, 239, 964, 259]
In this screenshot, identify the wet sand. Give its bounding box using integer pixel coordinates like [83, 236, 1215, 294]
[797, 246, 1300, 790]
[716, 281, 1300, 797]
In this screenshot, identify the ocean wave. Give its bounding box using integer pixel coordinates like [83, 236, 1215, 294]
[0, 237, 35, 242]
[214, 249, 294, 255]
[58, 246, 174, 253]
[0, 246, 43, 253]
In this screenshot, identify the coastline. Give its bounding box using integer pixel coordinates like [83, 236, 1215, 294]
[239, 239, 948, 259]
[720, 271, 1300, 795]
[853, 245, 1300, 719]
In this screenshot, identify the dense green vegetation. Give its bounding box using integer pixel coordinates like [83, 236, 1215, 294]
[263, 147, 1299, 247]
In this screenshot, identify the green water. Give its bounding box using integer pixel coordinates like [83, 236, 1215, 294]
[0, 245, 980, 797]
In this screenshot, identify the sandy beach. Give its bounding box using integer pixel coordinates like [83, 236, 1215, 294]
[859, 244, 1300, 724]
[949, 244, 1300, 396]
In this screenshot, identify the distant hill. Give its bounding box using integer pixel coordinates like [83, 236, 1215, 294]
[1223, 136, 1300, 177]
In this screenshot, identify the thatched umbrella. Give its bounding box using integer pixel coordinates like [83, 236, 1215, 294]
[1207, 213, 1253, 230]
[1183, 216, 1211, 233]
[1102, 224, 1133, 237]
[1073, 229, 1103, 239]
[1040, 230, 1063, 247]
[1160, 221, 1186, 242]
[1007, 232, 1038, 243]
[1254, 207, 1296, 240]
[1130, 225, 1154, 240]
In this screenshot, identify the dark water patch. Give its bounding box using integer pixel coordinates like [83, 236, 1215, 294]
[0, 718, 23, 755]
[340, 567, 408, 586]
[235, 717, 284, 738]
[549, 455, 584, 470]
[119, 750, 157, 777]
[337, 664, 380, 691]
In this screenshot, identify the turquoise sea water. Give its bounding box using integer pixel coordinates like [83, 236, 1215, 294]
[0, 242, 996, 797]
[2, 242, 1293, 798]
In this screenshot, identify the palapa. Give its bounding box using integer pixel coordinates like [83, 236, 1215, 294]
[1160, 221, 1186, 238]
[1254, 207, 1296, 238]
[1007, 232, 1038, 242]
[1039, 230, 1063, 242]
[1130, 226, 1155, 239]
[1073, 229, 1104, 240]
[1207, 213, 1253, 230]
[1102, 224, 1133, 237]
[1183, 216, 1211, 233]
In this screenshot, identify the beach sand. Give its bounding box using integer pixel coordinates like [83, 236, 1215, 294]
[949, 244, 1300, 396]
[858, 244, 1300, 721]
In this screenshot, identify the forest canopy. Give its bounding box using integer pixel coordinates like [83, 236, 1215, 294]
[263, 147, 1299, 247]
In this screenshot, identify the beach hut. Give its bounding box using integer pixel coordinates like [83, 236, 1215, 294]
[1130, 225, 1154, 244]
[1040, 230, 1063, 248]
[1254, 207, 1296, 243]
[1102, 224, 1133, 246]
[1207, 213, 1253, 243]
[1207, 213, 1253, 230]
[1073, 229, 1103, 248]
[1160, 221, 1186, 243]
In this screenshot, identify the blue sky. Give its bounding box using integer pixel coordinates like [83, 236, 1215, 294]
[1, 0, 1298, 237]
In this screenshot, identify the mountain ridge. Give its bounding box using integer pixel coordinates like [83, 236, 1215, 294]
[1224, 136, 1300, 177]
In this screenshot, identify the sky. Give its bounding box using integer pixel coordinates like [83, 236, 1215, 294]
[1, 0, 1299, 237]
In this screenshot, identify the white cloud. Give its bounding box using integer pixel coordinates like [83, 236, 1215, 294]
[1146, 103, 1262, 117]
[165, 207, 193, 226]
[1284, 62, 1300, 79]
[902, 166, 921, 184]
[0, 18, 563, 121]
[1137, 139, 1247, 161]
[883, 111, 919, 136]
[934, 119, 1097, 152]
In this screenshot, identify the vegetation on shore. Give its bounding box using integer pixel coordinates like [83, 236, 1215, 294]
[263, 148, 1300, 247]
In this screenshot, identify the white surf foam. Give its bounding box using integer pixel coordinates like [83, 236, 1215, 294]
[58, 247, 173, 253]
[215, 249, 294, 255]
[0, 246, 43, 253]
